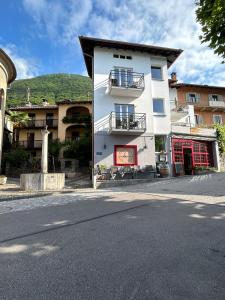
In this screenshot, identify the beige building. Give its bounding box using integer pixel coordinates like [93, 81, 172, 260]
[10, 99, 92, 157]
[0, 49, 17, 171]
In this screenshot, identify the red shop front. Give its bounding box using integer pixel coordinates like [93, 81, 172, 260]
[172, 138, 214, 176]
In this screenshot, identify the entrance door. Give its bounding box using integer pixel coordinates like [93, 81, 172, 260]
[183, 148, 192, 175]
[27, 133, 34, 149]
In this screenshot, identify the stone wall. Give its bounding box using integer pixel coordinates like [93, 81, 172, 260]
[220, 154, 225, 172]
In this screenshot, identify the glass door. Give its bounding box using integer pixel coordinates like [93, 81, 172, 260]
[114, 68, 133, 87]
[115, 104, 134, 129]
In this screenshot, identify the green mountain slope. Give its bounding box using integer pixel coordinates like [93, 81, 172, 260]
[7, 73, 92, 106]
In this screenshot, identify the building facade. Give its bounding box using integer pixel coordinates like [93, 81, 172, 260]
[170, 77, 225, 127]
[79, 36, 182, 173]
[10, 99, 92, 158]
[0, 49, 16, 172]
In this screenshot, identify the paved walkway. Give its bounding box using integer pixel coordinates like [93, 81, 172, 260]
[0, 172, 225, 215]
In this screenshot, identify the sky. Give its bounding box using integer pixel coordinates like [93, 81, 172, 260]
[0, 0, 224, 86]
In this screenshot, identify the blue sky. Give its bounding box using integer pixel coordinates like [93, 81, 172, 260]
[1, 0, 224, 86]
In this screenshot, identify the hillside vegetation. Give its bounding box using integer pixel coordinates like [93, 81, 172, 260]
[7, 73, 92, 106]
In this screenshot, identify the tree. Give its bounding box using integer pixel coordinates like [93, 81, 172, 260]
[8, 111, 30, 144]
[48, 139, 64, 172]
[196, 0, 225, 61]
[213, 124, 225, 155]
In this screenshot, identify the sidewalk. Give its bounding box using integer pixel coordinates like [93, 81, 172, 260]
[0, 177, 92, 202]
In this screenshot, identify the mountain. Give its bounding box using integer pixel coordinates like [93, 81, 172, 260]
[7, 73, 92, 107]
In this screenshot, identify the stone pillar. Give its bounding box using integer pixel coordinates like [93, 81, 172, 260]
[41, 127, 49, 173]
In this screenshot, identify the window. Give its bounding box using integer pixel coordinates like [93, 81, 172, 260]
[155, 136, 166, 152]
[114, 145, 137, 166]
[115, 104, 134, 129]
[211, 94, 219, 101]
[186, 93, 200, 103]
[195, 114, 203, 125]
[153, 98, 165, 114]
[114, 67, 133, 87]
[151, 66, 162, 80]
[213, 115, 223, 124]
[0, 89, 4, 110]
[113, 54, 132, 60]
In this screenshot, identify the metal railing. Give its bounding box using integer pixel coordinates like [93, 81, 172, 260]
[23, 119, 58, 128]
[17, 140, 42, 149]
[109, 71, 144, 89]
[109, 112, 146, 131]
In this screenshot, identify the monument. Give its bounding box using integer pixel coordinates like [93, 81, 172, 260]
[20, 127, 65, 191]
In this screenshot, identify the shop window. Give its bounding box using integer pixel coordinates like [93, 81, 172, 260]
[114, 145, 137, 166]
[155, 136, 166, 152]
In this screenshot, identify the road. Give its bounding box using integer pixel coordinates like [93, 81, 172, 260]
[1, 173, 225, 299]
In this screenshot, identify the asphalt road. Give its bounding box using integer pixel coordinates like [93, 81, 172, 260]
[1, 174, 225, 299]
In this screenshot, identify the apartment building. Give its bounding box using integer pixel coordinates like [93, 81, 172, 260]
[170, 75, 225, 127]
[169, 75, 220, 175]
[0, 49, 16, 171]
[10, 99, 92, 157]
[79, 36, 182, 172]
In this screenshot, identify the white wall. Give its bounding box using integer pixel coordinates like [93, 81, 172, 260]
[93, 47, 172, 167]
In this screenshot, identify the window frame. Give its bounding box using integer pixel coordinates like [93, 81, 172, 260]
[213, 114, 223, 124]
[186, 92, 200, 104]
[151, 66, 163, 81]
[153, 98, 165, 115]
[114, 145, 138, 166]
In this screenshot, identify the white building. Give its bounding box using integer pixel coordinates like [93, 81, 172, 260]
[79, 36, 182, 172]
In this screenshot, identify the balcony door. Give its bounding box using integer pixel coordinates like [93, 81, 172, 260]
[115, 104, 134, 129]
[114, 67, 133, 87]
[46, 113, 54, 127]
[28, 113, 35, 127]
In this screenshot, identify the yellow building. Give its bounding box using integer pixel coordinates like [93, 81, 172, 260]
[10, 99, 92, 157]
[0, 49, 17, 171]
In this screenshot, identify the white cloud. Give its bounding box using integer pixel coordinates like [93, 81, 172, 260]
[1, 44, 38, 79]
[22, 0, 225, 86]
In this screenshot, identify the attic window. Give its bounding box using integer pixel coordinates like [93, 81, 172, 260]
[120, 55, 125, 59]
[113, 54, 133, 60]
[126, 56, 132, 60]
[113, 54, 119, 58]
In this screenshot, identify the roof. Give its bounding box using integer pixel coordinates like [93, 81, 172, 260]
[10, 104, 58, 111]
[56, 99, 92, 105]
[0, 49, 17, 84]
[79, 36, 183, 77]
[171, 82, 225, 90]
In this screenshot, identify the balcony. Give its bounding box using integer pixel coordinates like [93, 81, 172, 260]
[23, 119, 58, 128]
[209, 100, 225, 108]
[17, 140, 42, 149]
[108, 70, 144, 97]
[109, 112, 146, 135]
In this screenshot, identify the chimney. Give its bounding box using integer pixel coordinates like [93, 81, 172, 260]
[42, 99, 48, 106]
[171, 72, 177, 82]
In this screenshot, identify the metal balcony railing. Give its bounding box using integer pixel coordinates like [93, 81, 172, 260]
[109, 71, 144, 89]
[23, 119, 58, 128]
[109, 112, 146, 131]
[17, 140, 42, 149]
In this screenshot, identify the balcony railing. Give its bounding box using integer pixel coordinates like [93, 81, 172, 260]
[17, 140, 42, 149]
[109, 70, 144, 89]
[62, 115, 91, 124]
[209, 100, 225, 108]
[23, 119, 58, 128]
[109, 112, 146, 134]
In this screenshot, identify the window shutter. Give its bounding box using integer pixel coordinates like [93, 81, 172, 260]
[199, 115, 203, 124]
[218, 95, 223, 101]
[185, 93, 190, 102]
[208, 94, 212, 101]
[196, 93, 200, 102]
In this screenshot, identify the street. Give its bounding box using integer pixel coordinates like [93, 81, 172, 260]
[1, 173, 225, 299]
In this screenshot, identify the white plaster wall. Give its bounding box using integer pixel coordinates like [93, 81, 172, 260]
[93, 47, 171, 167]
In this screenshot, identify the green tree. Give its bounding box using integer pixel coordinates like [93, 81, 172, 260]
[196, 0, 225, 61]
[8, 111, 30, 144]
[48, 139, 64, 172]
[213, 124, 225, 155]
